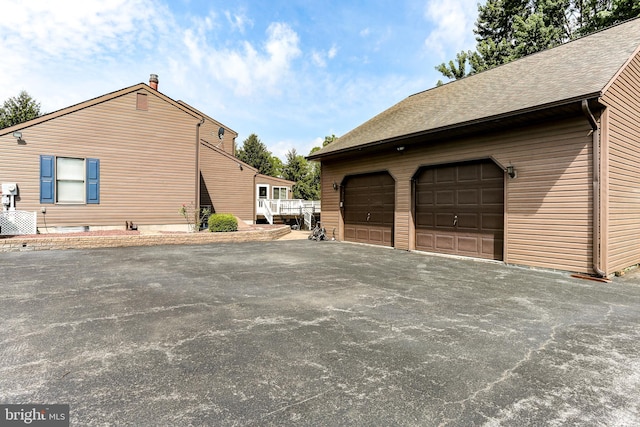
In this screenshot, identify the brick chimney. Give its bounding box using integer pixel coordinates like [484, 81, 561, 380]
[149, 74, 159, 90]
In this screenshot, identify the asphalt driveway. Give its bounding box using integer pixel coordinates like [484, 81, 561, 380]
[1, 241, 639, 426]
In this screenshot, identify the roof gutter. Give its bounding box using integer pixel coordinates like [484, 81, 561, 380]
[581, 99, 606, 278]
[308, 94, 601, 161]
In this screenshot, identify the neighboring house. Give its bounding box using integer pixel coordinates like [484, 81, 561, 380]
[309, 18, 640, 277]
[0, 75, 293, 232]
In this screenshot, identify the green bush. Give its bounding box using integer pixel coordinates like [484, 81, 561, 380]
[208, 213, 238, 232]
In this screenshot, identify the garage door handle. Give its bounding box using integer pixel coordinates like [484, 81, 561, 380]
[366, 212, 371, 222]
[453, 215, 458, 226]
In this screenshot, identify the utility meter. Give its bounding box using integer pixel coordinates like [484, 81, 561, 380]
[2, 182, 17, 195]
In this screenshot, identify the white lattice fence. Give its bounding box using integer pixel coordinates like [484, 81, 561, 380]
[0, 211, 37, 235]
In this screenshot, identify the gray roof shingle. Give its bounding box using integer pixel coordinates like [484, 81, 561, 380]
[310, 18, 640, 159]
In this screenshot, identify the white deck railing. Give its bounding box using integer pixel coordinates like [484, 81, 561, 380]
[257, 199, 274, 225]
[257, 199, 320, 226]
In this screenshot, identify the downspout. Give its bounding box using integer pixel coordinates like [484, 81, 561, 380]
[581, 99, 606, 277]
[253, 173, 258, 224]
[195, 117, 205, 222]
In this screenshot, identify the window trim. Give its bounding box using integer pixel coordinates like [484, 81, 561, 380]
[40, 155, 100, 205]
[257, 184, 269, 199]
[56, 157, 85, 204]
[273, 186, 288, 199]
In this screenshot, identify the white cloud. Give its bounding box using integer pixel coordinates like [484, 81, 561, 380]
[328, 45, 338, 59]
[0, 1, 473, 162]
[224, 10, 253, 33]
[311, 51, 326, 67]
[0, 0, 167, 60]
[310, 45, 338, 68]
[203, 22, 301, 96]
[183, 29, 204, 67]
[0, 0, 174, 109]
[423, 0, 478, 58]
[270, 138, 297, 161]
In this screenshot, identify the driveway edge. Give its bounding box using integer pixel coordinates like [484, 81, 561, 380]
[0, 226, 291, 252]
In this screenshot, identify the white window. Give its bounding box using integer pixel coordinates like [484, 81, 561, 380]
[273, 187, 288, 199]
[258, 185, 268, 199]
[57, 157, 85, 203]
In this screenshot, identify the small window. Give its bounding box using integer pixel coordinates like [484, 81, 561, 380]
[258, 186, 268, 199]
[57, 157, 85, 203]
[273, 187, 288, 199]
[136, 93, 148, 110]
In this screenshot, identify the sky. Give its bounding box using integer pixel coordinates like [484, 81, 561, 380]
[0, 0, 481, 160]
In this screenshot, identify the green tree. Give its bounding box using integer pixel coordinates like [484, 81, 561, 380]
[322, 134, 337, 147]
[269, 155, 284, 178]
[435, 0, 639, 83]
[309, 134, 337, 153]
[435, 51, 472, 85]
[473, 0, 531, 72]
[512, 2, 569, 58]
[578, 0, 640, 34]
[0, 91, 43, 129]
[235, 133, 277, 177]
[282, 148, 320, 200]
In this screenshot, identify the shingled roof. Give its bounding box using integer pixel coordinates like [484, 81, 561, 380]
[309, 18, 640, 159]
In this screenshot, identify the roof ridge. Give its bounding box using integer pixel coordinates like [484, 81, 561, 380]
[0, 82, 205, 136]
[410, 16, 640, 99]
[311, 16, 640, 159]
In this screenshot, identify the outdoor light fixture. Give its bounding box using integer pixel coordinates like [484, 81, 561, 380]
[332, 182, 339, 191]
[217, 127, 225, 140]
[396, 146, 405, 152]
[12, 131, 23, 142]
[237, 162, 243, 171]
[507, 165, 516, 178]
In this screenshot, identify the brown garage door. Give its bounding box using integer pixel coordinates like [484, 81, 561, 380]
[415, 160, 504, 260]
[343, 172, 395, 247]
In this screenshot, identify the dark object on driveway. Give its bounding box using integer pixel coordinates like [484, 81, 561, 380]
[308, 223, 326, 241]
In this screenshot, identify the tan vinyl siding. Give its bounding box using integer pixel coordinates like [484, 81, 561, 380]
[601, 51, 640, 273]
[199, 119, 237, 156]
[0, 89, 199, 230]
[321, 116, 593, 273]
[199, 142, 254, 221]
[175, 100, 238, 156]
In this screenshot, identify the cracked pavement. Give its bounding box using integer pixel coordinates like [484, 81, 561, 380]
[1, 241, 639, 425]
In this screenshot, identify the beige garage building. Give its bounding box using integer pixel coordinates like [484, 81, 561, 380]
[309, 18, 640, 277]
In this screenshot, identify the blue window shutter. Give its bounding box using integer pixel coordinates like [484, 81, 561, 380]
[86, 158, 100, 204]
[40, 155, 55, 203]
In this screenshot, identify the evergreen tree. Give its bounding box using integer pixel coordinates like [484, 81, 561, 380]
[473, 0, 531, 72]
[322, 134, 337, 147]
[0, 91, 43, 129]
[578, 0, 640, 35]
[435, 51, 471, 84]
[270, 156, 284, 178]
[282, 148, 320, 200]
[512, 1, 569, 58]
[435, 0, 639, 83]
[235, 133, 277, 177]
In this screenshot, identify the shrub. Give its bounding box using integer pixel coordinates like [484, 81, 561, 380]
[208, 213, 238, 232]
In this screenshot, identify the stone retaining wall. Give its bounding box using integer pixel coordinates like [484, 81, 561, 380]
[1, 227, 291, 252]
